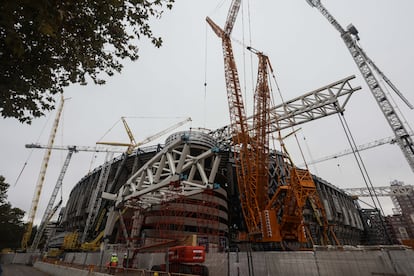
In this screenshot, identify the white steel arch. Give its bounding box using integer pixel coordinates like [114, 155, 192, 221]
[102, 132, 222, 209]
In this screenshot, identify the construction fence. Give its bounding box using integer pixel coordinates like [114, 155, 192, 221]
[1, 246, 414, 276]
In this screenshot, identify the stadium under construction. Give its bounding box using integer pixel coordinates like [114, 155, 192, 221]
[3, 0, 414, 275]
[53, 130, 365, 250]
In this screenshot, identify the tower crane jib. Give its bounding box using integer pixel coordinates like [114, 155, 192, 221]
[97, 117, 192, 154]
[306, 0, 414, 173]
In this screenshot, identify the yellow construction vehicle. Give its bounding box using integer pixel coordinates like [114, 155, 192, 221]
[81, 231, 104, 251]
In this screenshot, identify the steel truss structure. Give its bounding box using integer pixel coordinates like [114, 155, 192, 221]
[210, 75, 361, 144]
[102, 132, 221, 210]
[344, 185, 413, 198]
[306, 0, 414, 173]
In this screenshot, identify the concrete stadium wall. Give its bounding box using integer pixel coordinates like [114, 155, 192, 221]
[0, 252, 41, 265]
[205, 249, 414, 276]
[33, 262, 108, 276]
[3, 248, 414, 276]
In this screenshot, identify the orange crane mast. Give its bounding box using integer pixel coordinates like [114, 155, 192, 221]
[206, 0, 262, 236]
[250, 49, 271, 212]
[207, 0, 338, 247]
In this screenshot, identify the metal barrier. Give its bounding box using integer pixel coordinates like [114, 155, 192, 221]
[40, 259, 198, 276]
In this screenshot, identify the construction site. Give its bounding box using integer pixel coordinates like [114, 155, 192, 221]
[2, 0, 414, 275]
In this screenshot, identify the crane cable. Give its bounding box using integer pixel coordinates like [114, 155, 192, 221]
[335, 110, 392, 243]
[335, 111, 383, 212]
[96, 118, 122, 142]
[14, 109, 54, 187]
[268, 58, 308, 169]
[204, 21, 209, 128]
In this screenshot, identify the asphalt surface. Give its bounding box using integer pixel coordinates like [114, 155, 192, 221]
[1, 264, 51, 276]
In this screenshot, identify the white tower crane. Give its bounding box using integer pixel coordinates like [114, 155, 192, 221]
[25, 144, 125, 251]
[303, 133, 414, 166]
[82, 117, 192, 243]
[306, 0, 414, 173]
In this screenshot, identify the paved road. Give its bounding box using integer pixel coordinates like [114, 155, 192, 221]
[1, 264, 51, 276]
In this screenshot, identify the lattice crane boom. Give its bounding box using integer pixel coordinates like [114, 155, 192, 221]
[251, 50, 271, 211]
[25, 142, 123, 250]
[343, 185, 413, 198]
[97, 117, 192, 154]
[306, 0, 414, 173]
[206, 0, 262, 234]
[30, 149, 74, 251]
[208, 1, 338, 246]
[210, 75, 361, 144]
[303, 133, 414, 166]
[121, 117, 138, 154]
[25, 144, 125, 153]
[21, 94, 65, 250]
[224, 0, 241, 35]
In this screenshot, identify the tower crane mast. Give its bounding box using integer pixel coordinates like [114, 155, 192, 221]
[25, 144, 125, 251]
[30, 150, 74, 251]
[306, 0, 414, 173]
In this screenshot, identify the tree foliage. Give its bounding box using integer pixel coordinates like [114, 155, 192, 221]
[0, 176, 26, 250]
[0, 0, 175, 123]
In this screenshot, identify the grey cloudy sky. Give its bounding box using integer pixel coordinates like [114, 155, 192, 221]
[1, 0, 413, 225]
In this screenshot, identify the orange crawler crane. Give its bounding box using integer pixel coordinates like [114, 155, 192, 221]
[207, 0, 339, 248]
[206, 0, 262, 239]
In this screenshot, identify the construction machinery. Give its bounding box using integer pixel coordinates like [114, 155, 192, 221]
[306, 0, 414, 173]
[97, 116, 192, 154]
[207, 0, 338, 247]
[25, 144, 126, 153]
[207, 0, 261, 236]
[301, 133, 414, 166]
[81, 117, 192, 244]
[27, 117, 192, 250]
[30, 149, 73, 252]
[25, 144, 126, 251]
[344, 184, 413, 199]
[151, 246, 208, 276]
[21, 94, 65, 251]
[80, 230, 104, 251]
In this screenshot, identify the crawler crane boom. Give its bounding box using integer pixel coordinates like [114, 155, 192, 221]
[207, 0, 262, 235]
[306, 0, 414, 173]
[208, 0, 338, 247]
[250, 48, 271, 211]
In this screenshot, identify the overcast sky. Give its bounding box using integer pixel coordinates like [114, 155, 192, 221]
[1, 0, 413, 225]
